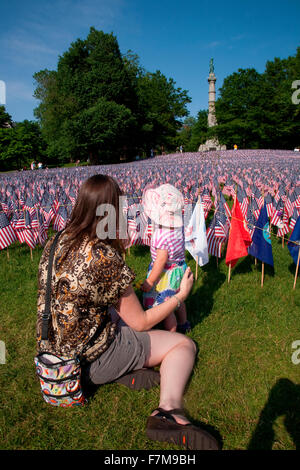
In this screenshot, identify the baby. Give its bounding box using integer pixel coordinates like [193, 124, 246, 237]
[141, 184, 191, 333]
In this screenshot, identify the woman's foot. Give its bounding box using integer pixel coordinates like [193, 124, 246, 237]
[151, 407, 190, 425]
[146, 408, 220, 450]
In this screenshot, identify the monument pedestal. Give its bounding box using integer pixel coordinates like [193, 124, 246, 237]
[198, 137, 226, 152]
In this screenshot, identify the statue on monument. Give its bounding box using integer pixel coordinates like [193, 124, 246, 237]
[209, 58, 214, 74]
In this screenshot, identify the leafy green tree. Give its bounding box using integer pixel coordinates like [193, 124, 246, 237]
[136, 70, 191, 153]
[175, 110, 209, 152]
[0, 120, 46, 171]
[34, 28, 139, 164]
[214, 47, 300, 149]
[261, 47, 300, 148]
[176, 116, 197, 151]
[189, 110, 208, 150]
[0, 105, 13, 128]
[214, 68, 265, 148]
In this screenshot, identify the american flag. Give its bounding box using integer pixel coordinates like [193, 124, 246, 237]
[141, 216, 153, 247]
[126, 202, 142, 247]
[0, 212, 17, 249]
[219, 192, 231, 219]
[23, 228, 36, 249]
[290, 207, 298, 232]
[295, 187, 300, 209]
[285, 192, 294, 217]
[201, 187, 212, 218]
[288, 189, 298, 211]
[24, 196, 36, 218]
[21, 210, 37, 249]
[0, 200, 9, 216]
[53, 205, 68, 232]
[52, 195, 61, 215]
[206, 207, 229, 258]
[127, 216, 140, 246]
[264, 193, 274, 218]
[277, 205, 290, 238]
[211, 178, 218, 207]
[250, 196, 260, 220]
[237, 186, 249, 219]
[254, 187, 264, 209]
[44, 194, 56, 229]
[11, 208, 25, 244]
[126, 201, 153, 247]
[223, 179, 235, 197]
[33, 209, 47, 245]
[274, 184, 286, 203]
[214, 206, 230, 239]
[246, 202, 257, 238]
[68, 187, 77, 207]
[270, 198, 284, 227]
[206, 216, 226, 258]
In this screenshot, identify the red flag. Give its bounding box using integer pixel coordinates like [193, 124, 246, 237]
[226, 197, 252, 267]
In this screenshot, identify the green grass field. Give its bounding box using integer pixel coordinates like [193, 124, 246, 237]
[0, 236, 299, 450]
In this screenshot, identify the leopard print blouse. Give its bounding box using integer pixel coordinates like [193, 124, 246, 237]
[36, 232, 135, 362]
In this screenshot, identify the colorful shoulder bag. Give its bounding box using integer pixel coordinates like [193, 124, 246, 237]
[34, 231, 86, 407]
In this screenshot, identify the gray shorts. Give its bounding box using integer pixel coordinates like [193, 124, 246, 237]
[87, 326, 151, 385]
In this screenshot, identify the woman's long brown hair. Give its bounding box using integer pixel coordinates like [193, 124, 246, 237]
[64, 174, 125, 253]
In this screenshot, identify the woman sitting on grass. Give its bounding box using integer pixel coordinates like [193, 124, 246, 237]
[36, 174, 219, 451]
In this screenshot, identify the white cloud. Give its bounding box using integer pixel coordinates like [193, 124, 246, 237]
[6, 38, 57, 57]
[0, 32, 59, 67]
[0, 0, 125, 67]
[25, 0, 124, 35]
[202, 41, 223, 49]
[7, 80, 35, 102]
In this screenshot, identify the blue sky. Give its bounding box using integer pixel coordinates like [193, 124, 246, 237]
[0, 0, 299, 122]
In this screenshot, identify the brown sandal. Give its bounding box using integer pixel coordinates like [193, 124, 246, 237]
[146, 408, 220, 450]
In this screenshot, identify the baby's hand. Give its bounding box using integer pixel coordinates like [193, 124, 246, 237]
[141, 279, 154, 292]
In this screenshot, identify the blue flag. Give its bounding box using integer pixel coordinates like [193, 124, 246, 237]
[248, 203, 274, 266]
[288, 216, 300, 265]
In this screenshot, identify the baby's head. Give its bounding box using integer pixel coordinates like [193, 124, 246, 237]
[142, 183, 184, 230]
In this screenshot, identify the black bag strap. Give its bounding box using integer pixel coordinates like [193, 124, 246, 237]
[41, 231, 63, 340]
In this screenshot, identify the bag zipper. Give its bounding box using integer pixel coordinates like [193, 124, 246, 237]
[37, 372, 81, 384]
[42, 389, 83, 399]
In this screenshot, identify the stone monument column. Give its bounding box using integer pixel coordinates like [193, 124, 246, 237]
[198, 58, 226, 151]
[208, 68, 217, 127]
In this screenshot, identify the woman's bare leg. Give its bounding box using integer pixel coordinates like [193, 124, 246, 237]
[163, 312, 177, 332]
[176, 302, 187, 325]
[144, 329, 197, 424]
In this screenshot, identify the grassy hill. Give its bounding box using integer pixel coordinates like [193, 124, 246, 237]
[0, 237, 299, 450]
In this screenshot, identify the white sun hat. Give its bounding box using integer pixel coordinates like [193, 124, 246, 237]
[142, 183, 184, 228]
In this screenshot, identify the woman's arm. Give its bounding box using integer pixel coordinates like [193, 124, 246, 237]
[115, 267, 194, 331]
[141, 248, 168, 292]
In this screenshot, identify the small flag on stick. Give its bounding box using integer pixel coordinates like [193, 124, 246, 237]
[226, 196, 252, 282]
[248, 202, 274, 287]
[185, 194, 208, 279]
